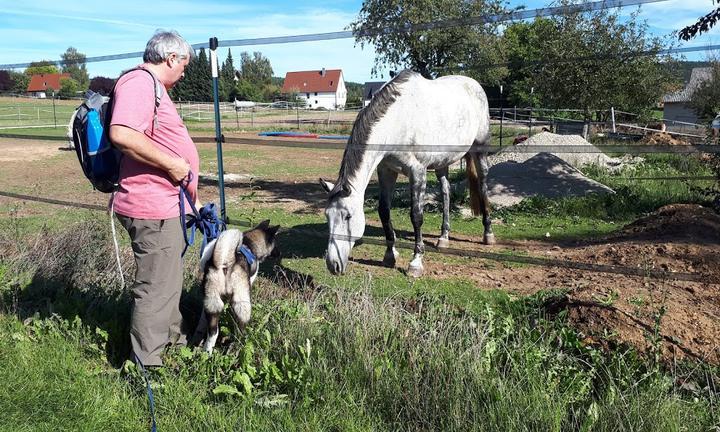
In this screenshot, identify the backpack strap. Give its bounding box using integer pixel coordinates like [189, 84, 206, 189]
[112, 67, 162, 134]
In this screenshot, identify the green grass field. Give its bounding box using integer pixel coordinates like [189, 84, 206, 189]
[0, 131, 718, 430]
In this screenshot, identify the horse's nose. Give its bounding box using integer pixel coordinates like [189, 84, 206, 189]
[326, 258, 342, 275]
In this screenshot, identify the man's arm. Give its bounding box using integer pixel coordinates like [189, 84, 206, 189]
[109, 125, 190, 183]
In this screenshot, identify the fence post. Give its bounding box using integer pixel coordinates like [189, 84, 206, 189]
[296, 103, 300, 129]
[499, 84, 504, 148]
[52, 92, 57, 128]
[514, 106, 517, 122]
[251, 107, 254, 127]
[611, 106, 616, 133]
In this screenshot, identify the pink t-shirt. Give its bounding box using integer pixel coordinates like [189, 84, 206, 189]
[110, 66, 199, 219]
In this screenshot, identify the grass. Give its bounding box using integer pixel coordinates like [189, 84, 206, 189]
[0, 222, 718, 430]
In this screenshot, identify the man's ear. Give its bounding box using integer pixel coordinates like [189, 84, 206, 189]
[319, 178, 335, 194]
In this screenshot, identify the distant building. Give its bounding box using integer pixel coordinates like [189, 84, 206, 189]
[362, 81, 386, 107]
[281, 68, 346, 110]
[662, 67, 712, 128]
[27, 73, 71, 98]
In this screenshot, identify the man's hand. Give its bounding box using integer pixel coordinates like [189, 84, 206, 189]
[168, 157, 191, 184]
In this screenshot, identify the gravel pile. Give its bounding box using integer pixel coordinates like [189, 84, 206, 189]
[487, 152, 615, 208]
[488, 132, 640, 170]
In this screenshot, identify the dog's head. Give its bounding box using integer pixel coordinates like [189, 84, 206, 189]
[242, 219, 280, 262]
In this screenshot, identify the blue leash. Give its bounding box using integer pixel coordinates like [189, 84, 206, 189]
[134, 354, 158, 432]
[179, 172, 225, 256]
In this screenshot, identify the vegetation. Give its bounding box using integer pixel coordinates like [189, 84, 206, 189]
[25, 61, 59, 76]
[350, 0, 508, 85]
[501, 2, 676, 121]
[689, 62, 720, 122]
[60, 47, 90, 90]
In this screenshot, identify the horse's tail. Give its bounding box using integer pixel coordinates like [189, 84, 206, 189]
[465, 154, 482, 217]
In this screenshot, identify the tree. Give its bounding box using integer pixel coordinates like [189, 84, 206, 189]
[9, 71, 29, 94]
[61, 47, 89, 90]
[689, 63, 720, 122]
[25, 61, 59, 76]
[679, 3, 720, 40]
[0, 70, 12, 92]
[58, 77, 80, 98]
[350, 0, 507, 85]
[240, 52, 273, 88]
[89, 76, 115, 95]
[502, 3, 675, 121]
[219, 49, 238, 102]
[170, 48, 212, 101]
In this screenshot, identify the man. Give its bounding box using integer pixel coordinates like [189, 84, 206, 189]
[109, 30, 199, 367]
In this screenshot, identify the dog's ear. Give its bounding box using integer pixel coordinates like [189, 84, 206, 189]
[267, 225, 281, 239]
[257, 219, 270, 230]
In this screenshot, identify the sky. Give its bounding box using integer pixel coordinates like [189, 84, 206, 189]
[0, 0, 719, 85]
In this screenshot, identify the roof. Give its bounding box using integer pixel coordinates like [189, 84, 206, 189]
[662, 67, 712, 103]
[362, 81, 386, 100]
[27, 73, 71, 92]
[281, 69, 343, 93]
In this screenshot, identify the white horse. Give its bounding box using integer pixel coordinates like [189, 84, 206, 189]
[320, 70, 494, 278]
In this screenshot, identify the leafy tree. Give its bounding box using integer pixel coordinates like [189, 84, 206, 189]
[89, 76, 115, 95]
[25, 61, 59, 76]
[235, 79, 262, 101]
[9, 71, 29, 94]
[689, 63, 720, 122]
[61, 47, 89, 90]
[0, 70, 12, 92]
[58, 77, 80, 98]
[501, 3, 675, 121]
[679, 2, 720, 40]
[350, 0, 508, 85]
[240, 52, 273, 88]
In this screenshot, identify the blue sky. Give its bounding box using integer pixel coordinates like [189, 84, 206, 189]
[0, 0, 718, 84]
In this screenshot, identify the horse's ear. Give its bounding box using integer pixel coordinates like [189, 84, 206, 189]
[341, 184, 352, 198]
[319, 178, 335, 194]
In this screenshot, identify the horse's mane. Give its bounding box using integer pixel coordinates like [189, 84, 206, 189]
[330, 69, 416, 198]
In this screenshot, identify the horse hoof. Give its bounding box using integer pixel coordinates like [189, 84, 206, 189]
[483, 233, 496, 245]
[382, 249, 399, 268]
[436, 238, 450, 249]
[407, 265, 424, 278]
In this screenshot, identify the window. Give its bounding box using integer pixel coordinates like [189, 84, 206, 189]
[315, 100, 318, 104]
[306, 93, 310, 98]
[314, 92, 317, 96]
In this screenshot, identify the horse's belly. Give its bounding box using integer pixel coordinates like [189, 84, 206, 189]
[422, 152, 465, 170]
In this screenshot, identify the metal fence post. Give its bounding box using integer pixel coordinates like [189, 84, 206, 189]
[209, 36, 227, 223]
[611, 106, 616, 133]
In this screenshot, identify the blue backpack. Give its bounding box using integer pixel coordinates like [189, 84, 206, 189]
[71, 68, 162, 193]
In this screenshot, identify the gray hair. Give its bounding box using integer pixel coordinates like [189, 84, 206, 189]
[143, 30, 195, 64]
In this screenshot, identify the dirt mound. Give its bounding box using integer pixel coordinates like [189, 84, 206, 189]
[639, 132, 686, 146]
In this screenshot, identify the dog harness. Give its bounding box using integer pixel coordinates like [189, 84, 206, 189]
[237, 244, 256, 265]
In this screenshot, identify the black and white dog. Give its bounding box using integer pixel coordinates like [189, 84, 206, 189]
[197, 220, 279, 353]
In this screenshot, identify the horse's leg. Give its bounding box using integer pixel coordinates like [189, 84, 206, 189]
[470, 151, 495, 244]
[378, 165, 400, 267]
[408, 165, 427, 277]
[435, 167, 450, 248]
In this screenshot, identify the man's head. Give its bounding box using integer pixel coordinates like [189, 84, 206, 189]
[143, 30, 195, 88]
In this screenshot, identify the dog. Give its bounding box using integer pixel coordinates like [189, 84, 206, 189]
[196, 220, 279, 353]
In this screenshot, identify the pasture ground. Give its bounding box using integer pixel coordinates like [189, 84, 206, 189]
[1, 134, 719, 430]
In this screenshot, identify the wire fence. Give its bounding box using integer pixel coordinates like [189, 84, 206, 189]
[0, 190, 705, 283]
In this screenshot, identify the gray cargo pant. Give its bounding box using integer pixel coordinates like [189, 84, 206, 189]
[117, 214, 187, 366]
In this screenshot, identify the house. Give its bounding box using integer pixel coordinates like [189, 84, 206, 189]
[27, 73, 71, 98]
[662, 67, 712, 128]
[362, 81, 386, 107]
[281, 69, 346, 110]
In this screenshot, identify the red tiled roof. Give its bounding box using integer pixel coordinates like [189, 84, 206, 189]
[281, 69, 342, 93]
[27, 73, 71, 92]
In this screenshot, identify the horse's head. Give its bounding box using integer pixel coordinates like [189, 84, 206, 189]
[320, 178, 366, 275]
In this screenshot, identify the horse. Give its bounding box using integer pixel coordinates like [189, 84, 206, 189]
[319, 69, 494, 278]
